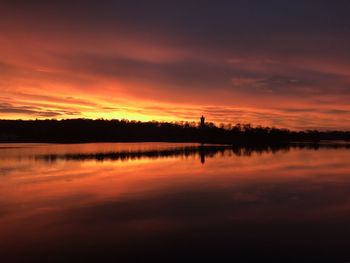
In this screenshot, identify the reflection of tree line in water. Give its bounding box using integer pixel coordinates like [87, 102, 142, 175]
[1, 119, 350, 143]
[37, 143, 350, 164]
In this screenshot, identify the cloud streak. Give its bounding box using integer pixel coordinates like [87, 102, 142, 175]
[0, 102, 80, 117]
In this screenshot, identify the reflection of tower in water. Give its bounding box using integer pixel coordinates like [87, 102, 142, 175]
[200, 150, 205, 164]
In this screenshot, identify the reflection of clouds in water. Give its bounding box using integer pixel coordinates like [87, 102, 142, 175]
[1, 143, 350, 261]
[57, 177, 350, 226]
[0, 163, 36, 176]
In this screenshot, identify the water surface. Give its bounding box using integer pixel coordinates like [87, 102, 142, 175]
[1, 142, 350, 262]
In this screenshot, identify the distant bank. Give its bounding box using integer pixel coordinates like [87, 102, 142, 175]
[0, 119, 349, 144]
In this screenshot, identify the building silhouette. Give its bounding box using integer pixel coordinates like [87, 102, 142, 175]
[200, 116, 205, 129]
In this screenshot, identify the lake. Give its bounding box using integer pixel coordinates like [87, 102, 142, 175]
[1, 142, 350, 262]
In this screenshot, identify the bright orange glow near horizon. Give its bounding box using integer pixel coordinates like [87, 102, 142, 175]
[1, 2, 350, 130]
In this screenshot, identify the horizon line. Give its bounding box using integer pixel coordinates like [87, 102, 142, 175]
[1, 118, 350, 133]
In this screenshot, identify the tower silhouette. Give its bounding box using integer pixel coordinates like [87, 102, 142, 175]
[200, 116, 205, 129]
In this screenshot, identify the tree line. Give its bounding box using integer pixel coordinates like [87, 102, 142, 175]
[0, 119, 349, 143]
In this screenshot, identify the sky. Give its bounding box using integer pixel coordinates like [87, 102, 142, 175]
[1, 1, 350, 130]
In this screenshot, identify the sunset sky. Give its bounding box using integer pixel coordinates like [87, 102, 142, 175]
[1, 1, 350, 130]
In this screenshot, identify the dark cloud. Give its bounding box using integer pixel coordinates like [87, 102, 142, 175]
[2, 1, 350, 58]
[281, 108, 318, 113]
[0, 102, 80, 117]
[56, 52, 350, 100]
[59, 53, 232, 89]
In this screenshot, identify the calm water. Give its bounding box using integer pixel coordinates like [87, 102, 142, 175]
[1, 142, 350, 262]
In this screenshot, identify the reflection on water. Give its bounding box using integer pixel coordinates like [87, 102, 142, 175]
[1, 142, 350, 262]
